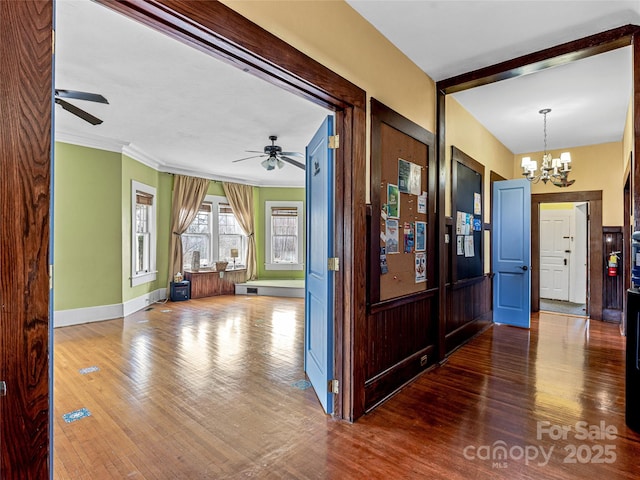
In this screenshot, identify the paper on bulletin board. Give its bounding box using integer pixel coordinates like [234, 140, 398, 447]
[386, 219, 399, 254]
[417, 192, 427, 214]
[380, 247, 388, 274]
[404, 222, 414, 253]
[456, 211, 463, 235]
[398, 159, 411, 193]
[409, 163, 421, 195]
[387, 183, 400, 218]
[415, 221, 426, 251]
[456, 236, 464, 255]
[464, 235, 475, 257]
[474, 192, 482, 215]
[415, 252, 426, 283]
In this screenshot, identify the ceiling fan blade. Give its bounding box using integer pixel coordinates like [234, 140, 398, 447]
[232, 154, 266, 163]
[55, 89, 109, 104]
[55, 98, 103, 125]
[280, 151, 303, 157]
[280, 156, 305, 170]
[244, 150, 266, 154]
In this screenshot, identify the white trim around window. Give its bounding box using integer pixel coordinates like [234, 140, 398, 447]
[131, 180, 157, 287]
[265, 200, 304, 271]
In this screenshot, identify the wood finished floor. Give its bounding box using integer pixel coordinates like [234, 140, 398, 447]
[54, 297, 640, 479]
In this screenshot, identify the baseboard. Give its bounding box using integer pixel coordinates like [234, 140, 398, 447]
[123, 288, 167, 317]
[54, 288, 167, 328]
[54, 303, 123, 328]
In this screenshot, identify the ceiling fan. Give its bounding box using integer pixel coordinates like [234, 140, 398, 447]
[232, 135, 305, 170]
[55, 89, 109, 125]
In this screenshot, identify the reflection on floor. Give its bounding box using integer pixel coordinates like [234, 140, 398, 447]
[54, 297, 640, 479]
[540, 298, 587, 316]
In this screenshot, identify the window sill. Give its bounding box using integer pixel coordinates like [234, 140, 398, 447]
[131, 271, 157, 287]
[265, 263, 304, 271]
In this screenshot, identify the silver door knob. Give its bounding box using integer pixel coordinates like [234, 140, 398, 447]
[0, 381, 6, 397]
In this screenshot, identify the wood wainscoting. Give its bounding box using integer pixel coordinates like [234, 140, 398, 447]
[445, 275, 493, 354]
[365, 292, 439, 411]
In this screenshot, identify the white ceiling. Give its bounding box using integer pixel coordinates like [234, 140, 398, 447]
[54, 0, 330, 187]
[347, 0, 637, 153]
[56, 1, 638, 184]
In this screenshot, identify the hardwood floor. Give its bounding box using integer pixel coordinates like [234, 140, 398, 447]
[54, 297, 640, 479]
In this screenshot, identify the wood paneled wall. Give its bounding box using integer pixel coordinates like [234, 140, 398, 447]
[445, 276, 493, 353]
[365, 294, 438, 410]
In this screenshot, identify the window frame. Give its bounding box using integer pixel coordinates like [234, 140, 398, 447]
[131, 180, 157, 287]
[265, 200, 304, 271]
[182, 195, 248, 269]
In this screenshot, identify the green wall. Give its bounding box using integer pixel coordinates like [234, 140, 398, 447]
[54, 143, 305, 313]
[256, 187, 305, 280]
[53, 143, 122, 310]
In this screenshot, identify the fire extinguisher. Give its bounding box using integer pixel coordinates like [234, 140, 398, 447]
[608, 251, 620, 277]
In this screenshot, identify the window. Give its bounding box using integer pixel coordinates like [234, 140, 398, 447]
[182, 202, 212, 268]
[131, 181, 157, 286]
[265, 201, 304, 270]
[218, 203, 246, 263]
[181, 195, 246, 269]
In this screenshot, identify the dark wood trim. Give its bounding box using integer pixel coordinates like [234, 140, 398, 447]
[450, 274, 487, 290]
[368, 98, 436, 305]
[450, 146, 484, 284]
[96, 0, 367, 421]
[0, 0, 52, 477]
[635, 33, 640, 232]
[532, 191, 603, 319]
[437, 90, 447, 361]
[438, 25, 639, 94]
[369, 288, 438, 315]
[623, 157, 632, 330]
[487, 171, 506, 269]
[100, 0, 364, 110]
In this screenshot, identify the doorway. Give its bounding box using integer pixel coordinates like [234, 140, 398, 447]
[532, 191, 603, 319]
[539, 202, 588, 316]
[54, 0, 344, 428]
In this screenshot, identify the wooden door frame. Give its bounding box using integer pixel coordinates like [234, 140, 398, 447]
[437, 25, 639, 325]
[95, 1, 367, 420]
[623, 155, 632, 331]
[531, 192, 602, 319]
[1, 1, 53, 477]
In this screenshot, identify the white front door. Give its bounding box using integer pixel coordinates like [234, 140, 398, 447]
[540, 209, 571, 301]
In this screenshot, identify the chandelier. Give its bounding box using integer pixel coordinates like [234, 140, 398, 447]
[521, 108, 574, 187]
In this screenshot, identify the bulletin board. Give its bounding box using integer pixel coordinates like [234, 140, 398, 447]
[451, 146, 484, 282]
[369, 98, 436, 304]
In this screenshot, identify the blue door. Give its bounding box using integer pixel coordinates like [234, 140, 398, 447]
[305, 116, 335, 414]
[492, 179, 531, 328]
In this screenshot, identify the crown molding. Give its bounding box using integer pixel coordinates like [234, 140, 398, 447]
[54, 129, 127, 153]
[55, 130, 304, 187]
[121, 143, 163, 171]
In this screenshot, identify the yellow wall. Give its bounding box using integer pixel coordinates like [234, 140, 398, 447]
[445, 97, 515, 272]
[220, 0, 436, 201]
[514, 142, 624, 225]
[540, 202, 576, 211]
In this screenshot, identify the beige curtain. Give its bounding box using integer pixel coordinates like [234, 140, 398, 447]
[222, 182, 257, 280]
[168, 175, 210, 286]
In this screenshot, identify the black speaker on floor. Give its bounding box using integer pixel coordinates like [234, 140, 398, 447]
[170, 281, 190, 301]
[626, 288, 640, 433]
